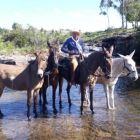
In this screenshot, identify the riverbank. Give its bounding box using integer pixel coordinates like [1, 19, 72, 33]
[0, 54, 34, 66]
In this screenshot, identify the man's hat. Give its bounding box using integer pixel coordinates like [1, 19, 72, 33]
[72, 30, 80, 36]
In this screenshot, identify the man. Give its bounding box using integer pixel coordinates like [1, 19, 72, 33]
[61, 30, 85, 84]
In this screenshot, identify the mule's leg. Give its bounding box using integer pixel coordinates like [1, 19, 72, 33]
[103, 84, 111, 109]
[80, 84, 86, 115]
[109, 85, 115, 109]
[52, 83, 58, 114]
[66, 82, 72, 107]
[0, 85, 4, 118]
[42, 85, 48, 114]
[42, 81, 48, 105]
[59, 77, 63, 108]
[39, 88, 42, 105]
[27, 90, 33, 121]
[33, 90, 39, 118]
[85, 87, 90, 106]
[89, 84, 94, 114]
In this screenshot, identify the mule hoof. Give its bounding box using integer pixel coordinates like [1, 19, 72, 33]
[42, 110, 46, 114]
[59, 101, 62, 108]
[80, 107, 83, 115]
[53, 109, 58, 114]
[109, 107, 116, 110]
[0, 112, 4, 119]
[34, 113, 38, 118]
[42, 105, 47, 114]
[39, 100, 42, 106]
[91, 110, 95, 114]
[69, 102, 72, 107]
[59, 104, 62, 109]
[27, 112, 31, 121]
[28, 117, 31, 121]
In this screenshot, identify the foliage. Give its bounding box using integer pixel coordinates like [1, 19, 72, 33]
[126, 1, 140, 28]
[0, 39, 15, 55]
[100, 0, 114, 28]
[100, 0, 140, 29]
[0, 22, 139, 55]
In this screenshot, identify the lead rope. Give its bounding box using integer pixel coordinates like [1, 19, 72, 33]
[44, 71, 51, 86]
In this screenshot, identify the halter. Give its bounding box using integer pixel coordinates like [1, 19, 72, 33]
[123, 59, 135, 76]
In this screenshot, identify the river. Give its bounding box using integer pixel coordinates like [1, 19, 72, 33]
[0, 80, 140, 140]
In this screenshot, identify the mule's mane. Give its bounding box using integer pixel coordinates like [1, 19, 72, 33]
[83, 51, 104, 70]
[75, 51, 105, 83]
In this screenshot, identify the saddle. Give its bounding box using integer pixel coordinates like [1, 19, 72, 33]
[59, 55, 84, 83]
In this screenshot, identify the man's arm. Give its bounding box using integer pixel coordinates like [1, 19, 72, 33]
[61, 39, 69, 53]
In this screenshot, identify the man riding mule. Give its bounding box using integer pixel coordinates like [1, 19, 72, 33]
[61, 32, 115, 84]
[60, 51, 138, 111]
[61, 30, 85, 84]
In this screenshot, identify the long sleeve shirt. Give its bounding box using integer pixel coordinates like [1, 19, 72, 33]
[61, 37, 84, 55]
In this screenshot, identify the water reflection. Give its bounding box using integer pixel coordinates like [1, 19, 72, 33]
[0, 82, 140, 139]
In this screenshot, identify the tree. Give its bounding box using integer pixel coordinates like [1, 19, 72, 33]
[12, 23, 22, 30]
[100, 0, 127, 28]
[100, 0, 114, 28]
[126, 0, 140, 28]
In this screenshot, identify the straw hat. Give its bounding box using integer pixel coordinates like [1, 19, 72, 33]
[71, 30, 80, 36]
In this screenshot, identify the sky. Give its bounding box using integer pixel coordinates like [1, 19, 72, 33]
[0, 0, 123, 32]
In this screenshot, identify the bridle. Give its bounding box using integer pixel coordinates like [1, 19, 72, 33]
[43, 47, 59, 80]
[123, 59, 135, 76]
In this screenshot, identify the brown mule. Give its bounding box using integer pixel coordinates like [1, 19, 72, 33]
[0, 51, 48, 120]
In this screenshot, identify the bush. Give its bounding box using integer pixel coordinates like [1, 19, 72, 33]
[0, 40, 15, 55]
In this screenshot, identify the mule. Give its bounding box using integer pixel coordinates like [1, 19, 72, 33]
[61, 50, 138, 110]
[39, 40, 60, 114]
[56, 50, 112, 114]
[94, 50, 138, 109]
[0, 51, 48, 120]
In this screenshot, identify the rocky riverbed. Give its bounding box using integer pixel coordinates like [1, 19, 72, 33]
[0, 82, 140, 140]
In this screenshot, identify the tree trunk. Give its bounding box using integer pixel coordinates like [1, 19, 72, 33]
[121, 15, 124, 28]
[121, 0, 124, 28]
[107, 8, 110, 28]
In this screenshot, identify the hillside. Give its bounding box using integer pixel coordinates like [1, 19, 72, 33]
[0, 27, 140, 64]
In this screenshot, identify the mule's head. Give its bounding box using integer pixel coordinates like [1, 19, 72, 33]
[34, 51, 48, 78]
[118, 50, 138, 81]
[46, 40, 60, 75]
[98, 51, 112, 79]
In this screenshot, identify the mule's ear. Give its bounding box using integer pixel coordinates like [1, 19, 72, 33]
[47, 40, 51, 48]
[129, 50, 135, 58]
[34, 52, 39, 57]
[117, 53, 125, 58]
[56, 39, 60, 45]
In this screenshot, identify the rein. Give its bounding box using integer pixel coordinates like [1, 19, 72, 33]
[44, 71, 51, 86]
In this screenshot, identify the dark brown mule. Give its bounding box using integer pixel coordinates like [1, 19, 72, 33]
[0, 51, 48, 120]
[58, 50, 112, 114]
[39, 41, 60, 114]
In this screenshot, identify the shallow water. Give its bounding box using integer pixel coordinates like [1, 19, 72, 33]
[0, 80, 140, 140]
